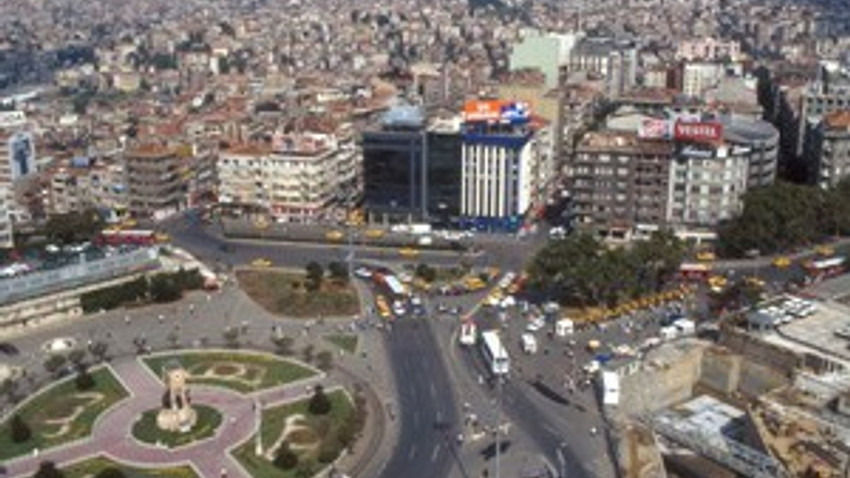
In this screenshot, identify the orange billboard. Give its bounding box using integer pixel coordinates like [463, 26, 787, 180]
[463, 100, 504, 122]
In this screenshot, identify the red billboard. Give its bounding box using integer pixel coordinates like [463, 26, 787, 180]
[463, 100, 530, 124]
[673, 121, 723, 142]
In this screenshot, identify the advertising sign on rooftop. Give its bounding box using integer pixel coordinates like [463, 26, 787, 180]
[638, 118, 671, 139]
[674, 121, 723, 142]
[463, 100, 530, 124]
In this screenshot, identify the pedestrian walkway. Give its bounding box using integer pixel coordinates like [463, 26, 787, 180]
[4, 358, 336, 478]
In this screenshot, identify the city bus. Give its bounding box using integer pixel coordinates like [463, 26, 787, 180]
[99, 229, 157, 246]
[805, 256, 846, 278]
[480, 330, 510, 376]
[679, 262, 712, 280]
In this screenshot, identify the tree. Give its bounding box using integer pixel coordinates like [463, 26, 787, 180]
[149, 274, 182, 303]
[44, 354, 67, 376]
[44, 209, 103, 245]
[308, 385, 332, 415]
[415, 263, 437, 283]
[10, 414, 31, 443]
[327, 261, 349, 281]
[316, 350, 334, 371]
[75, 366, 95, 391]
[90, 341, 109, 362]
[94, 467, 127, 478]
[273, 441, 299, 470]
[305, 262, 323, 291]
[302, 344, 315, 363]
[270, 335, 295, 356]
[34, 462, 64, 478]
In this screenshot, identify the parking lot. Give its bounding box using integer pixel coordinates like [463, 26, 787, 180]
[778, 299, 850, 360]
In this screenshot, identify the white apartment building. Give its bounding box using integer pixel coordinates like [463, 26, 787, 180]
[676, 38, 742, 62]
[460, 131, 541, 231]
[218, 132, 358, 223]
[682, 62, 725, 98]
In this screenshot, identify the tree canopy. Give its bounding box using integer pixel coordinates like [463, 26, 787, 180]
[716, 179, 850, 258]
[527, 231, 686, 308]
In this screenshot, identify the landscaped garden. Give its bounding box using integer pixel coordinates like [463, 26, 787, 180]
[236, 267, 360, 318]
[63, 455, 200, 478]
[143, 351, 317, 394]
[232, 387, 361, 478]
[131, 405, 223, 448]
[323, 334, 359, 354]
[0, 367, 129, 460]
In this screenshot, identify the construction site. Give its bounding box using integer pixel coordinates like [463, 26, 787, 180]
[611, 289, 850, 478]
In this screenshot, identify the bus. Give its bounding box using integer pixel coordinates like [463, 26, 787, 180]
[99, 229, 157, 246]
[679, 262, 711, 280]
[480, 330, 510, 376]
[375, 273, 407, 297]
[806, 256, 846, 278]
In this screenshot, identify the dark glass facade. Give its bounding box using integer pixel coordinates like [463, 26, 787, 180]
[361, 128, 462, 223]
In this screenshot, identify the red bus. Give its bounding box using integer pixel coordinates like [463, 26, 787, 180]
[99, 229, 157, 246]
[679, 262, 712, 280]
[805, 256, 846, 278]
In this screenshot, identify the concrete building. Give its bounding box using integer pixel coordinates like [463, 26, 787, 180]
[509, 31, 581, 89]
[218, 132, 357, 223]
[124, 145, 185, 220]
[565, 37, 638, 98]
[799, 67, 850, 177]
[571, 108, 778, 241]
[676, 38, 742, 62]
[459, 99, 542, 232]
[46, 158, 127, 215]
[810, 110, 850, 188]
[0, 187, 11, 248]
[682, 62, 726, 98]
[361, 106, 463, 224]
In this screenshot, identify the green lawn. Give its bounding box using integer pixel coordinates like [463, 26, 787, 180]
[232, 390, 354, 478]
[0, 367, 129, 460]
[143, 351, 317, 394]
[323, 334, 359, 354]
[236, 270, 360, 318]
[132, 405, 222, 448]
[64, 455, 199, 478]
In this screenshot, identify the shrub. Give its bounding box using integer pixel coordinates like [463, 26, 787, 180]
[10, 414, 31, 443]
[308, 385, 332, 415]
[33, 462, 64, 478]
[273, 441, 298, 470]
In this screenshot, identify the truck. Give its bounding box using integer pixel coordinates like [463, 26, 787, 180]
[409, 223, 433, 236]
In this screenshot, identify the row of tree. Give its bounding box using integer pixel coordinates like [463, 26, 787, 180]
[304, 261, 349, 291]
[528, 231, 686, 308]
[80, 269, 203, 313]
[30, 461, 127, 478]
[716, 179, 850, 258]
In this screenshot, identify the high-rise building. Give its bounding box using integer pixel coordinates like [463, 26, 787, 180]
[361, 106, 464, 224]
[459, 100, 543, 232]
[799, 66, 850, 178]
[218, 132, 358, 223]
[565, 37, 638, 98]
[509, 31, 582, 89]
[682, 62, 726, 98]
[809, 111, 850, 188]
[0, 187, 12, 249]
[570, 107, 778, 242]
[124, 145, 186, 219]
[676, 38, 742, 62]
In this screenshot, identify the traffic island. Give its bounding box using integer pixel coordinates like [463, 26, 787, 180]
[323, 334, 359, 354]
[232, 388, 360, 478]
[0, 366, 129, 460]
[235, 269, 360, 318]
[132, 404, 223, 449]
[143, 350, 319, 394]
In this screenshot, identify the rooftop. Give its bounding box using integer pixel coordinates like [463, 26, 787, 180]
[825, 111, 850, 130]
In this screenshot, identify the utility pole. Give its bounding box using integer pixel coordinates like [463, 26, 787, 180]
[495, 374, 502, 478]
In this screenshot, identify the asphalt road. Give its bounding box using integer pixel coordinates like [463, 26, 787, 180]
[379, 319, 459, 478]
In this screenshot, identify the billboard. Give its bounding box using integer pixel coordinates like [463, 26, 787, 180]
[677, 143, 716, 159]
[638, 118, 671, 139]
[9, 131, 35, 179]
[463, 100, 530, 124]
[673, 121, 723, 142]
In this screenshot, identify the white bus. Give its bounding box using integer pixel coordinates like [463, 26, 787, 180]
[480, 330, 510, 376]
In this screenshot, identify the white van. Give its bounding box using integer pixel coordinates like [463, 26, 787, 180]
[660, 326, 679, 341]
[555, 318, 575, 337]
[521, 333, 538, 354]
[459, 322, 477, 346]
[673, 318, 696, 336]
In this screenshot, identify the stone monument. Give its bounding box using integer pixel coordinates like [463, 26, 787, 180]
[156, 363, 197, 433]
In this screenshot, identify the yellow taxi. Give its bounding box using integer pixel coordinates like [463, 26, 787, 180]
[696, 250, 716, 262]
[464, 276, 486, 291]
[325, 230, 344, 241]
[155, 233, 171, 244]
[707, 275, 728, 292]
[816, 245, 834, 257]
[744, 276, 765, 288]
[399, 247, 420, 258]
[772, 256, 791, 268]
[365, 229, 385, 239]
[251, 258, 272, 268]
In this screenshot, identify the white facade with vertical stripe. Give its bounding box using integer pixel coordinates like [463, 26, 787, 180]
[460, 137, 539, 219]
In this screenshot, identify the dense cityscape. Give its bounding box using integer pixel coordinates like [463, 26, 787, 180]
[1, 0, 850, 477]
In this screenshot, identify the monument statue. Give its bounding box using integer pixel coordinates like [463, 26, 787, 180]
[156, 363, 198, 433]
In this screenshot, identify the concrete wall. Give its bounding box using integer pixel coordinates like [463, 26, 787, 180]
[617, 344, 705, 417]
[699, 348, 742, 394]
[719, 326, 800, 377]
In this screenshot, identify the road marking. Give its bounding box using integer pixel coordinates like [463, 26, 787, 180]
[431, 444, 441, 462]
[408, 445, 417, 460]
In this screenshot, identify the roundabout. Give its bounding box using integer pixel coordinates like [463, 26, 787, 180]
[0, 350, 358, 478]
